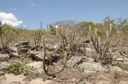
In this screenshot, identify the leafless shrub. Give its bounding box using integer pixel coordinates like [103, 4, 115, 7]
[33, 29, 43, 47]
[90, 25, 120, 65]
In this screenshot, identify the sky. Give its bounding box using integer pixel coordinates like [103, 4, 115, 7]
[0, 0, 128, 29]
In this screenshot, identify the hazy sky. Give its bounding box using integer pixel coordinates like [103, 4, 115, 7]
[0, 0, 128, 29]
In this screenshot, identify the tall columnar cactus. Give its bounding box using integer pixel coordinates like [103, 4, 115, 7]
[42, 30, 68, 77]
[0, 21, 6, 48]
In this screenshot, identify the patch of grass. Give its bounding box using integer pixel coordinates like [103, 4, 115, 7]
[74, 64, 85, 72]
[117, 63, 128, 71]
[0, 63, 38, 77]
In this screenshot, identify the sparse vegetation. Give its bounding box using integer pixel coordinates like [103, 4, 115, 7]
[0, 17, 128, 83]
[117, 63, 128, 71]
[0, 63, 38, 77]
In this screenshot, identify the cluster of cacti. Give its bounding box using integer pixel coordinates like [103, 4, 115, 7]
[0, 19, 127, 78]
[33, 22, 43, 47]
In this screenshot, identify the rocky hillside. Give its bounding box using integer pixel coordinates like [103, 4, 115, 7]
[0, 20, 128, 84]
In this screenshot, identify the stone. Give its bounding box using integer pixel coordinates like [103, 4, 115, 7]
[67, 56, 85, 68]
[45, 44, 54, 51]
[9, 52, 19, 57]
[29, 51, 44, 61]
[53, 43, 62, 50]
[8, 46, 17, 52]
[0, 54, 9, 61]
[26, 62, 43, 73]
[15, 41, 29, 47]
[18, 48, 28, 53]
[81, 62, 106, 73]
[0, 62, 10, 69]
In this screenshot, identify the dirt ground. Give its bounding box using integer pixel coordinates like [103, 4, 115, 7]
[0, 67, 128, 84]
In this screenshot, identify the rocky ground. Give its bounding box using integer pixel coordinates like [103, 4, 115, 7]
[0, 41, 128, 84]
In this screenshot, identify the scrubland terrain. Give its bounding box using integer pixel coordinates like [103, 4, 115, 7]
[0, 19, 128, 84]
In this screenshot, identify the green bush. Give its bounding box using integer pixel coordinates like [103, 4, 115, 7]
[0, 63, 38, 77]
[117, 63, 128, 71]
[74, 64, 85, 72]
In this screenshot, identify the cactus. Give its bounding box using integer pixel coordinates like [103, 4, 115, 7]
[0, 21, 6, 49]
[42, 31, 68, 77]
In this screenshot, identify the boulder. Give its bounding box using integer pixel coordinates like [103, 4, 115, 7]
[29, 51, 44, 61]
[18, 48, 28, 53]
[26, 62, 43, 73]
[0, 54, 9, 61]
[45, 44, 54, 51]
[53, 43, 62, 50]
[9, 52, 19, 58]
[67, 56, 86, 68]
[0, 62, 10, 69]
[8, 46, 17, 52]
[15, 41, 29, 47]
[80, 62, 106, 74]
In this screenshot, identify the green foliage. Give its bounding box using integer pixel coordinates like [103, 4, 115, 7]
[0, 63, 38, 77]
[0, 21, 6, 49]
[117, 63, 128, 71]
[3, 26, 18, 45]
[48, 24, 56, 35]
[74, 64, 84, 72]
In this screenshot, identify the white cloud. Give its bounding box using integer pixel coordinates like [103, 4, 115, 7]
[0, 12, 23, 27]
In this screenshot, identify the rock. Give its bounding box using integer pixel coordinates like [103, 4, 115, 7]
[18, 45, 29, 49]
[85, 48, 95, 55]
[109, 66, 122, 72]
[15, 41, 29, 47]
[80, 62, 106, 73]
[45, 44, 54, 51]
[18, 48, 28, 53]
[0, 62, 10, 69]
[26, 62, 43, 73]
[30, 46, 42, 51]
[115, 57, 128, 62]
[0, 54, 9, 61]
[20, 41, 29, 45]
[9, 52, 19, 58]
[83, 40, 90, 43]
[15, 41, 30, 54]
[29, 51, 44, 61]
[8, 46, 17, 52]
[67, 56, 85, 68]
[53, 43, 62, 50]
